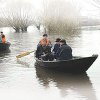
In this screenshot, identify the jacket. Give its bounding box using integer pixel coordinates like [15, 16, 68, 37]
[40, 38, 50, 46]
[52, 43, 60, 54]
[56, 44, 72, 60]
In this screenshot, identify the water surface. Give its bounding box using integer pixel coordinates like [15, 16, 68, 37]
[0, 29, 100, 100]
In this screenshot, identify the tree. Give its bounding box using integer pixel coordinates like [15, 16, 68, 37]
[0, 1, 36, 32]
[41, 0, 80, 35]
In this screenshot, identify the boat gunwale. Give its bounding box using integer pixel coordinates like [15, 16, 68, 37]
[36, 54, 98, 63]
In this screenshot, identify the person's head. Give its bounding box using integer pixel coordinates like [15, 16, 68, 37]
[2, 35, 5, 38]
[55, 38, 61, 44]
[60, 39, 66, 45]
[43, 34, 48, 39]
[0, 32, 3, 35]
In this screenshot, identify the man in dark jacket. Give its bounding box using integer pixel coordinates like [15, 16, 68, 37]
[36, 33, 52, 59]
[56, 39, 72, 60]
[52, 38, 61, 58]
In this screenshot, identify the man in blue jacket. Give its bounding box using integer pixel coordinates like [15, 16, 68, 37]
[52, 38, 61, 58]
[56, 39, 72, 60]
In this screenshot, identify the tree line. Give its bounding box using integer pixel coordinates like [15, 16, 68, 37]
[0, 0, 80, 34]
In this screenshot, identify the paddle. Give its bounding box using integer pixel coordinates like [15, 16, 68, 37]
[16, 50, 34, 59]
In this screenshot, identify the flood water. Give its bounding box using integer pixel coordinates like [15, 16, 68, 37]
[0, 28, 100, 100]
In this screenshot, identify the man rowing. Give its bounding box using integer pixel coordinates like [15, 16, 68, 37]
[35, 33, 53, 60]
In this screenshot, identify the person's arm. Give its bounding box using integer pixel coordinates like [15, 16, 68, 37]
[55, 47, 61, 59]
[49, 40, 52, 48]
[58, 48, 64, 57]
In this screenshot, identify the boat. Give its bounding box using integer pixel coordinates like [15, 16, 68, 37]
[35, 54, 98, 73]
[0, 42, 11, 51]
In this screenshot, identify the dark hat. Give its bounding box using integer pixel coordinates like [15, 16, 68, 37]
[43, 34, 48, 37]
[55, 38, 61, 42]
[60, 39, 66, 44]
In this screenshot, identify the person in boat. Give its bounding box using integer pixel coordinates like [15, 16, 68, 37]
[1, 32, 6, 43]
[56, 39, 72, 60]
[36, 33, 52, 59]
[52, 38, 61, 58]
[41, 46, 54, 61]
[52, 38, 61, 54]
[0, 33, 2, 43]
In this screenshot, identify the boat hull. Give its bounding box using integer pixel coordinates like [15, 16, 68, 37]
[0, 42, 11, 51]
[35, 55, 98, 73]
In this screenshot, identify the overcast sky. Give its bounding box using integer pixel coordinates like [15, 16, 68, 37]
[0, 0, 100, 18]
[77, 0, 100, 18]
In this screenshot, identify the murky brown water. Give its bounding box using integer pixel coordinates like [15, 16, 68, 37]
[0, 29, 100, 100]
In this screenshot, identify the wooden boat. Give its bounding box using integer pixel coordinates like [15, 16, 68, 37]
[0, 42, 11, 51]
[35, 54, 98, 73]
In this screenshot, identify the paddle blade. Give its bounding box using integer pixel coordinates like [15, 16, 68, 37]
[16, 51, 34, 59]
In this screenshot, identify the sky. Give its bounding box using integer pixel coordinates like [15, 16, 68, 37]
[76, 0, 100, 18]
[0, 0, 100, 18]
[31, 0, 100, 18]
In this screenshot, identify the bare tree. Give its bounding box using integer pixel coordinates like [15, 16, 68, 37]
[0, 1, 36, 32]
[41, 0, 80, 35]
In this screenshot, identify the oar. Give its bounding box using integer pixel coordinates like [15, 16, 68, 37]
[16, 50, 34, 59]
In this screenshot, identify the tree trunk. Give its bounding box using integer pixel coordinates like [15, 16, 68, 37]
[36, 24, 40, 30]
[14, 27, 20, 33]
[21, 27, 27, 32]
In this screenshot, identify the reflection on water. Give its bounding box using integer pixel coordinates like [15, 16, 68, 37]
[35, 66, 97, 100]
[0, 50, 11, 57]
[17, 59, 30, 68]
[0, 50, 11, 62]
